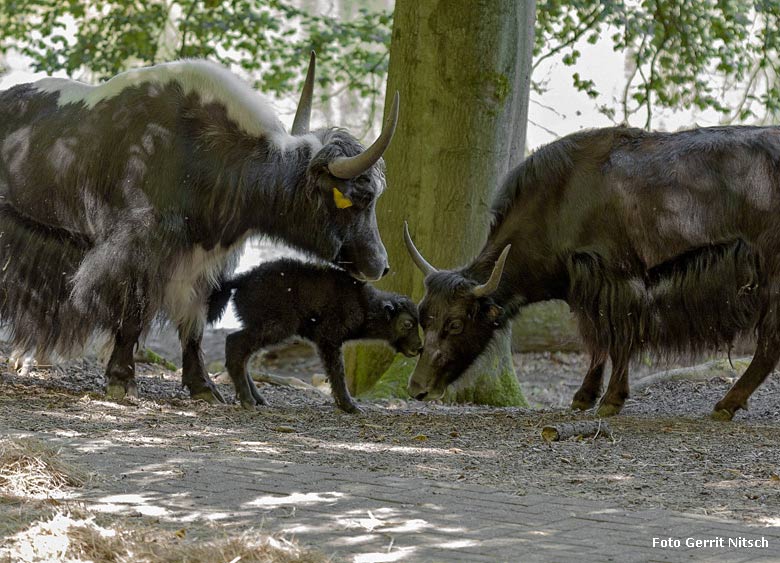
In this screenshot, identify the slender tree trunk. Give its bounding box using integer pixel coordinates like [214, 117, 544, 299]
[348, 0, 537, 406]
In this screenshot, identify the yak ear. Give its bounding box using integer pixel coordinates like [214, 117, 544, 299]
[383, 301, 395, 320]
[317, 175, 354, 208]
[482, 302, 504, 322]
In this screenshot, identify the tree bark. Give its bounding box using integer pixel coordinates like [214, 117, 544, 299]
[511, 301, 582, 352]
[348, 0, 536, 406]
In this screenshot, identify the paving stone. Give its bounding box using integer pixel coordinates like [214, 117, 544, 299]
[17, 434, 780, 563]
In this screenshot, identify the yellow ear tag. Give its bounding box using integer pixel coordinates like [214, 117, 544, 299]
[333, 187, 353, 209]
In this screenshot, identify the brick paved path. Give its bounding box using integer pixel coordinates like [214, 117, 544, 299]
[14, 434, 779, 563]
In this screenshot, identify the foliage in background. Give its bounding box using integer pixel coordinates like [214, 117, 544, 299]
[534, 0, 780, 126]
[2, 1, 780, 129]
[0, 0, 391, 102]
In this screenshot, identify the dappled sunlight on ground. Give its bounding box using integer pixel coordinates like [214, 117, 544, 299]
[3, 352, 780, 560]
[247, 491, 345, 508]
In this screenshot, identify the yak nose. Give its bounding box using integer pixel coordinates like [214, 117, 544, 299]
[382, 266, 390, 277]
[415, 391, 428, 401]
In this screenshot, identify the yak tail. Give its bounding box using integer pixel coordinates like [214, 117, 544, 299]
[207, 276, 240, 324]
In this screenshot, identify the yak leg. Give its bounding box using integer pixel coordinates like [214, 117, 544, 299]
[225, 329, 268, 409]
[597, 350, 630, 417]
[246, 373, 268, 406]
[317, 343, 361, 414]
[713, 328, 780, 421]
[105, 319, 143, 400]
[571, 349, 608, 411]
[181, 325, 225, 404]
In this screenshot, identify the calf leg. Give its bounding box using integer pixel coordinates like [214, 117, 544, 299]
[181, 325, 225, 404]
[596, 350, 631, 417]
[713, 328, 780, 421]
[225, 329, 268, 409]
[246, 371, 269, 407]
[317, 343, 360, 413]
[105, 319, 143, 400]
[571, 349, 608, 410]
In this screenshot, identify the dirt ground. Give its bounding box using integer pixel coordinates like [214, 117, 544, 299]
[1, 340, 779, 529]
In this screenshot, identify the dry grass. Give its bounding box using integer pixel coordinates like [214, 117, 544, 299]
[0, 438, 87, 499]
[0, 439, 331, 562]
[1, 509, 333, 563]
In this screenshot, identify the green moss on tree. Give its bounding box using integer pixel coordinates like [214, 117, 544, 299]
[359, 354, 417, 400]
[362, 329, 527, 407]
[343, 342, 395, 396]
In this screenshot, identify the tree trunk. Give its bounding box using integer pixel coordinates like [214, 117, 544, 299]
[511, 301, 582, 352]
[348, 0, 537, 406]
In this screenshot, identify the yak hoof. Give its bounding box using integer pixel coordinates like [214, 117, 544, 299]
[239, 399, 263, 411]
[571, 397, 596, 411]
[105, 380, 138, 401]
[596, 402, 623, 418]
[248, 387, 268, 406]
[191, 388, 225, 404]
[337, 400, 363, 414]
[711, 408, 735, 422]
[712, 397, 747, 421]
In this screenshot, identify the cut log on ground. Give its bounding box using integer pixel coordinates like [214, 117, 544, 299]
[633, 357, 751, 391]
[541, 421, 613, 442]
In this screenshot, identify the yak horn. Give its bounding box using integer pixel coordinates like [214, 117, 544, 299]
[403, 221, 437, 276]
[291, 51, 316, 136]
[472, 245, 511, 298]
[328, 91, 399, 179]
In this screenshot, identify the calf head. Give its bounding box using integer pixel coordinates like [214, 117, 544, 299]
[403, 223, 511, 400]
[293, 54, 397, 282]
[382, 294, 422, 358]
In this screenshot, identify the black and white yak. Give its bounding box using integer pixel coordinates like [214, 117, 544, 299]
[403, 125, 780, 421]
[0, 52, 398, 402]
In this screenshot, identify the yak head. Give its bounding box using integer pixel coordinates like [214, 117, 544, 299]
[290, 53, 396, 282]
[383, 293, 423, 358]
[403, 223, 512, 400]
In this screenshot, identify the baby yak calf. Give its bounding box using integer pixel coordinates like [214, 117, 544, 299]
[208, 259, 421, 412]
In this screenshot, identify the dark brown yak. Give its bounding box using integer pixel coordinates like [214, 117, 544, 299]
[404, 125, 780, 420]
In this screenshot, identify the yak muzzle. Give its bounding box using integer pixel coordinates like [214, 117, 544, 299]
[406, 354, 447, 402]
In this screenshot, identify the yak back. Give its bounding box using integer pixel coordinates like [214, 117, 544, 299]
[489, 127, 638, 233]
[213, 259, 369, 337]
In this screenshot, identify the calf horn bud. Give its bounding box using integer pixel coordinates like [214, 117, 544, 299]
[328, 91, 399, 179]
[291, 51, 316, 136]
[403, 221, 437, 276]
[472, 245, 511, 297]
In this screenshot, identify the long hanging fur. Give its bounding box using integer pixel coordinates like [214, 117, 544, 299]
[0, 206, 93, 356]
[0, 60, 389, 363]
[567, 239, 764, 360]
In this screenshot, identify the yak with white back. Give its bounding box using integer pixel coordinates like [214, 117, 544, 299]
[0, 52, 398, 402]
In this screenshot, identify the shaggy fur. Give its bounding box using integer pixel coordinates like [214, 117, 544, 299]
[208, 259, 421, 412]
[409, 125, 780, 419]
[0, 61, 390, 401]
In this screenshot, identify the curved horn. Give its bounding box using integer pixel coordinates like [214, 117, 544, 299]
[403, 221, 437, 276]
[291, 51, 316, 136]
[472, 245, 511, 298]
[328, 91, 400, 179]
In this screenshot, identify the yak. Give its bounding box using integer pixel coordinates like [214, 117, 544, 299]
[207, 258, 421, 412]
[0, 52, 398, 402]
[404, 125, 780, 421]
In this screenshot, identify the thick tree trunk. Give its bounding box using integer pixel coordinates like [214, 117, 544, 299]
[348, 0, 536, 406]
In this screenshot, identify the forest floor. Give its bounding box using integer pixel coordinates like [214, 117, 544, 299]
[1, 339, 778, 533]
